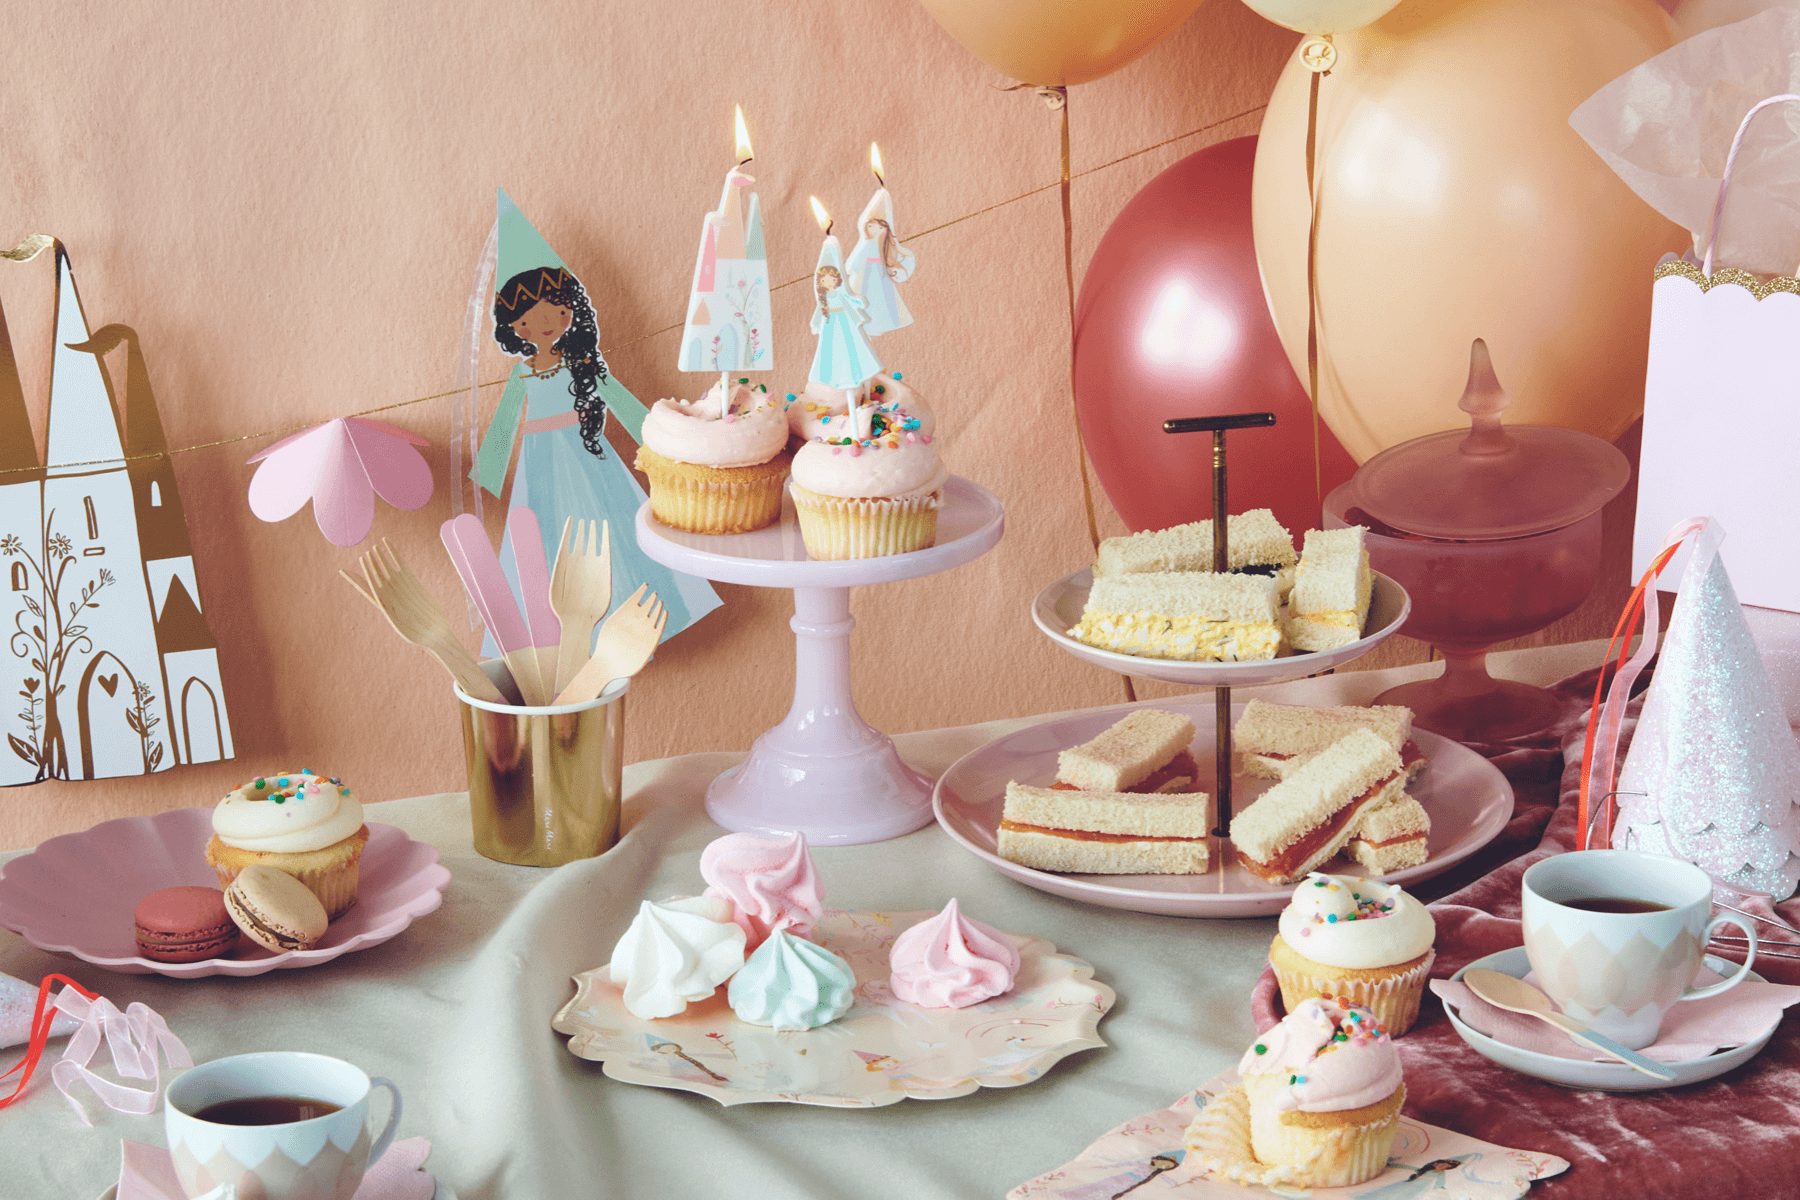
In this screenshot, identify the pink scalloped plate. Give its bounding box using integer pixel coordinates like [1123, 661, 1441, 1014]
[0, 808, 449, 978]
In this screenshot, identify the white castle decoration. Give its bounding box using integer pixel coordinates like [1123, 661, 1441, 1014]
[1, 242, 233, 784]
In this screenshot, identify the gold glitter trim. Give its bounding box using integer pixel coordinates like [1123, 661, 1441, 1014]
[1654, 258, 1800, 301]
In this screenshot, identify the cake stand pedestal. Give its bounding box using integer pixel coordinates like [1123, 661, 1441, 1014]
[636, 476, 1004, 845]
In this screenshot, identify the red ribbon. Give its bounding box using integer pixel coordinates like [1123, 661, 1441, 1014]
[0, 974, 98, 1111]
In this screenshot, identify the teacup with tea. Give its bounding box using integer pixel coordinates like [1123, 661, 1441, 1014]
[1523, 849, 1758, 1049]
[163, 1051, 401, 1200]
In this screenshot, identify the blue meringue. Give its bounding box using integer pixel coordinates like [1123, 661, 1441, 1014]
[726, 929, 856, 1031]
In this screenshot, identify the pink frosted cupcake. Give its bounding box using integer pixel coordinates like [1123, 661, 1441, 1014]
[888, 899, 1020, 1009]
[636, 380, 792, 534]
[1186, 997, 1404, 1189]
[788, 394, 945, 560]
[699, 831, 823, 950]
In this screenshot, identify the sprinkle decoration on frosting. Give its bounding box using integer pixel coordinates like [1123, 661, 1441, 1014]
[700, 831, 825, 951]
[1238, 997, 1401, 1113]
[212, 769, 363, 853]
[887, 899, 1021, 1009]
[786, 375, 934, 444]
[726, 928, 857, 1031]
[1277, 873, 1435, 970]
[607, 896, 747, 1020]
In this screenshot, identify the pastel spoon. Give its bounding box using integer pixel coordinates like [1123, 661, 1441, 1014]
[1463, 969, 1676, 1082]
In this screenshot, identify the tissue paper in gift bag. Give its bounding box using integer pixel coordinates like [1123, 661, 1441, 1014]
[1572, 12, 1800, 613]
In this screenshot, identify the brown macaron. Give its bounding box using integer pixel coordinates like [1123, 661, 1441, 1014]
[134, 886, 239, 962]
[224, 865, 329, 953]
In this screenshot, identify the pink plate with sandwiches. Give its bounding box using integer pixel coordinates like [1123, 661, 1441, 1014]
[933, 699, 1510, 918]
[0, 807, 449, 977]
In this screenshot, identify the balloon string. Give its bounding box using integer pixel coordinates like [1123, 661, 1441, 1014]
[1045, 87, 1135, 705]
[1304, 51, 1329, 527]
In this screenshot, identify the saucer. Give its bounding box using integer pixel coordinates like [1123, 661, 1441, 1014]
[96, 1177, 456, 1200]
[1444, 946, 1775, 1091]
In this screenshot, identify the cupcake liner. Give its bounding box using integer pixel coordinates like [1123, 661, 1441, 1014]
[1189, 1080, 1402, 1189]
[642, 461, 787, 534]
[1273, 949, 1435, 1036]
[208, 833, 367, 922]
[789, 486, 939, 560]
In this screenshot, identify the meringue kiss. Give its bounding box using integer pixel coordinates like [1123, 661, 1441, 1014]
[700, 831, 824, 950]
[888, 899, 1020, 1009]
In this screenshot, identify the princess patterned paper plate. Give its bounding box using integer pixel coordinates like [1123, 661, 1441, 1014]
[552, 908, 1113, 1108]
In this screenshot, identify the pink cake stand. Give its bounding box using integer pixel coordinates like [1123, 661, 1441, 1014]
[635, 477, 1004, 845]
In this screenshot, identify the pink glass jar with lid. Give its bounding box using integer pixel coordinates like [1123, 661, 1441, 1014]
[1324, 339, 1630, 741]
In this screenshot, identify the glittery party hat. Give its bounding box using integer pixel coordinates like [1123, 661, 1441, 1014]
[1616, 550, 1800, 899]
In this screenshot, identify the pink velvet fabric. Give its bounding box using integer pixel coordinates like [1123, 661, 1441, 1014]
[1253, 665, 1800, 1199]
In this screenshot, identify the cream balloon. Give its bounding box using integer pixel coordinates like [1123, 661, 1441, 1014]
[1252, 0, 1688, 463]
[917, 0, 1207, 87]
[1240, 0, 1403, 34]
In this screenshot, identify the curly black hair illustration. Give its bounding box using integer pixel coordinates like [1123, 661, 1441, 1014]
[493, 266, 612, 457]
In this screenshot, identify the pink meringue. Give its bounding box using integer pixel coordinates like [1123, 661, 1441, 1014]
[699, 831, 824, 950]
[888, 899, 1021, 1009]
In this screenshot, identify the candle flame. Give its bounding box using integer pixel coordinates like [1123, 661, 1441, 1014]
[870, 142, 884, 185]
[734, 105, 753, 163]
[809, 195, 832, 235]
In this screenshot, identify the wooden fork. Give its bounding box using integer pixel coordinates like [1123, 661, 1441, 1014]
[548, 517, 613, 695]
[341, 540, 509, 704]
[551, 583, 667, 706]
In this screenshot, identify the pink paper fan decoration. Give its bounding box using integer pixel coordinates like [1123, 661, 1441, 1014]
[247, 417, 433, 547]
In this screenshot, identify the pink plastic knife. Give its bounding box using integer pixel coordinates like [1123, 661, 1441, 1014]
[505, 506, 562, 702]
[441, 514, 547, 705]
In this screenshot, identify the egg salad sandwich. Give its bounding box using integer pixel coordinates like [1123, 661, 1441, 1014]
[1070, 571, 1282, 662]
[1284, 526, 1373, 652]
[1094, 509, 1298, 596]
[1055, 709, 1198, 794]
[1230, 728, 1405, 884]
[1232, 700, 1424, 783]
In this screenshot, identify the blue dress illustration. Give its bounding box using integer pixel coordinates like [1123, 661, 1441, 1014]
[473, 263, 720, 644]
[848, 215, 914, 337]
[808, 264, 883, 391]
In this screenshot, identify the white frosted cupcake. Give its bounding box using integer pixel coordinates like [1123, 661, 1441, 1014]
[1268, 873, 1435, 1035]
[788, 387, 945, 560]
[636, 380, 792, 534]
[204, 770, 368, 920]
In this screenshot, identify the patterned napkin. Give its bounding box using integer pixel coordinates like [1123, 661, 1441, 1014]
[117, 1136, 436, 1200]
[1008, 1071, 1567, 1200]
[1431, 967, 1800, 1063]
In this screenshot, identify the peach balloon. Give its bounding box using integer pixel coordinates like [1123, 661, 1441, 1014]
[1241, 0, 1402, 34]
[917, 0, 1207, 86]
[1252, 0, 1688, 463]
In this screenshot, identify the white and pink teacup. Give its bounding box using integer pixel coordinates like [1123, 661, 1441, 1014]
[1523, 850, 1757, 1049]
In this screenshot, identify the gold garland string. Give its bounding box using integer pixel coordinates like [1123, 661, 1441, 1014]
[0, 102, 1266, 481]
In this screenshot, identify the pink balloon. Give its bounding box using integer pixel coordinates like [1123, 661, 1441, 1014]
[1074, 137, 1357, 538]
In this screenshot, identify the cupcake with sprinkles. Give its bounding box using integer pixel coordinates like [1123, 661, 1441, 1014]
[204, 770, 368, 919]
[1267, 872, 1435, 1035]
[1185, 996, 1404, 1189]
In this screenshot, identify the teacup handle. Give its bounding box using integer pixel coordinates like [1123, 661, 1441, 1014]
[1683, 916, 1758, 1001]
[367, 1076, 403, 1166]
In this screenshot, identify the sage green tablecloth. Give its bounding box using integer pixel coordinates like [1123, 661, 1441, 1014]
[2, 645, 1606, 1199]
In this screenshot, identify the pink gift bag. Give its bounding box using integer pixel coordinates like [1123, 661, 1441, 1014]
[1635, 95, 1800, 615]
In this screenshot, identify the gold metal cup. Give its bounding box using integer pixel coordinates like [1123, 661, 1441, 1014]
[456, 665, 627, 866]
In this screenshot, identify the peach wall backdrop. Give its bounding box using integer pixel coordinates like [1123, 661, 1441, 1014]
[0, 0, 1637, 847]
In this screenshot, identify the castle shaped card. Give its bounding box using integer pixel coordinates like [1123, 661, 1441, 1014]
[677, 111, 771, 374]
[1, 239, 233, 784]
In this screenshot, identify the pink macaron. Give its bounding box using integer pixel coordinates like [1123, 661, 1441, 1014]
[133, 886, 239, 962]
